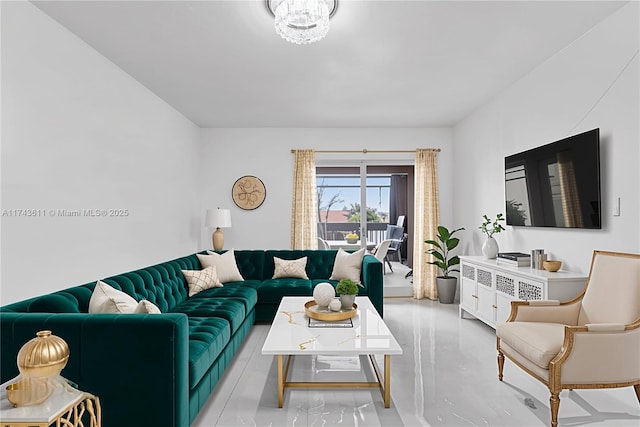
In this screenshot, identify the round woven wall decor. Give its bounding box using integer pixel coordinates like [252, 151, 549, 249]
[232, 175, 266, 210]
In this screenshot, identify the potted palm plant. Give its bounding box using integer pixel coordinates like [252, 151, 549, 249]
[425, 225, 465, 304]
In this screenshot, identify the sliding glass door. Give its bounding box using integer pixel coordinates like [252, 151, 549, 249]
[316, 164, 414, 267]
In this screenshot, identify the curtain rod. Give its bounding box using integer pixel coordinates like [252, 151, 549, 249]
[290, 148, 440, 154]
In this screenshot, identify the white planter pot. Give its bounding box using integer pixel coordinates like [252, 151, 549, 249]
[482, 236, 499, 259]
[340, 294, 356, 310]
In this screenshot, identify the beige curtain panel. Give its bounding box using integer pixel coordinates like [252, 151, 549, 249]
[413, 148, 440, 300]
[290, 149, 318, 249]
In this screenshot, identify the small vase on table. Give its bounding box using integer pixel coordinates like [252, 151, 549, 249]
[482, 236, 499, 259]
[479, 213, 505, 260]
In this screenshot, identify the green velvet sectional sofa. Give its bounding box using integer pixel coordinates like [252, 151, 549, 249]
[0, 249, 383, 427]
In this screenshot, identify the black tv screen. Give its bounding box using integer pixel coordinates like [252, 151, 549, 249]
[504, 129, 601, 229]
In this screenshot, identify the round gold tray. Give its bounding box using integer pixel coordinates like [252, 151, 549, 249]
[304, 300, 357, 321]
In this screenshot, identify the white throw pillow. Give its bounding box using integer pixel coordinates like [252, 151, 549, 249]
[182, 266, 223, 297]
[329, 248, 365, 282]
[89, 280, 138, 314]
[134, 300, 161, 314]
[199, 250, 244, 283]
[272, 257, 309, 279]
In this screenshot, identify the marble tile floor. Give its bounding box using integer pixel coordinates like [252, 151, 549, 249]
[383, 262, 413, 298]
[192, 298, 640, 427]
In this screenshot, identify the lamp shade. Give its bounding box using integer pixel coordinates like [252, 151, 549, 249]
[205, 208, 232, 228]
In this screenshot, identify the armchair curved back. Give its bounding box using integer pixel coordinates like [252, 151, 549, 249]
[578, 251, 640, 325]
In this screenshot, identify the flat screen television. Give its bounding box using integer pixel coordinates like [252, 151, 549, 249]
[504, 129, 601, 229]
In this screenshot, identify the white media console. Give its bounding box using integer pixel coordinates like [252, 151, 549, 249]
[459, 256, 587, 329]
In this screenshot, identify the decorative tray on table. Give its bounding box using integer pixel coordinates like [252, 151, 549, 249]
[304, 300, 357, 321]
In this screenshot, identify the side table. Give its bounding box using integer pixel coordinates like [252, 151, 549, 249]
[0, 380, 101, 427]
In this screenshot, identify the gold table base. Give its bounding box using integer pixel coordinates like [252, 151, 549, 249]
[276, 354, 392, 408]
[2, 394, 101, 427]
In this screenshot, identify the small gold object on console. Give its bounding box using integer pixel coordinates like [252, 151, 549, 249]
[543, 260, 562, 272]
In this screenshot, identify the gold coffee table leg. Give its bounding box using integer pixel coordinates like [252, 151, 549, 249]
[276, 354, 392, 408]
[384, 354, 390, 408]
[277, 355, 284, 408]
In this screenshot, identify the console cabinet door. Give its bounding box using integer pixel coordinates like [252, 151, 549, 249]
[495, 271, 517, 323]
[460, 263, 477, 312]
[476, 266, 495, 323]
[496, 294, 513, 323]
[516, 277, 544, 301]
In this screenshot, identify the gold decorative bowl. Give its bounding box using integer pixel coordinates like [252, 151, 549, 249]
[345, 237, 358, 244]
[543, 260, 562, 272]
[305, 300, 357, 321]
[5, 378, 51, 407]
[17, 330, 69, 380]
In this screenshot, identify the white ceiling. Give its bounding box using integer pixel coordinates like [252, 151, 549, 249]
[32, 1, 627, 128]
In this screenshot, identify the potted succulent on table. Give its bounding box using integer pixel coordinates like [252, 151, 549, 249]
[479, 213, 505, 259]
[336, 278, 359, 310]
[425, 225, 465, 304]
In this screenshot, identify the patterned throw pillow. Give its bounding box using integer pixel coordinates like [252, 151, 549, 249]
[182, 266, 223, 297]
[329, 248, 365, 282]
[272, 257, 309, 279]
[198, 249, 244, 283]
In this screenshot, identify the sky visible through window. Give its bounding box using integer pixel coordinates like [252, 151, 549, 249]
[317, 175, 391, 220]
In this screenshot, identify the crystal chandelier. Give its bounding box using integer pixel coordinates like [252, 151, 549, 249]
[266, 0, 338, 45]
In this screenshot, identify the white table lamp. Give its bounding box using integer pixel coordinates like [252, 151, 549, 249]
[205, 208, 232, 251]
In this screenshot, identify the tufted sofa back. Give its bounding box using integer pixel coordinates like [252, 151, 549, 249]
[264, 250, 338, 280]
[3, 250, 350, 315]
[203, 250, 339, 281]
[3, 254, 201, 314]
[220, 250, 266, 280]
[98, 254, 200, 312]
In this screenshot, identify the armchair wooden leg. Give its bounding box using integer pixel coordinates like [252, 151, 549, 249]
[497, 338, 504, 381]
[550, 392, 560, 427]
[634, 384, 640, 402]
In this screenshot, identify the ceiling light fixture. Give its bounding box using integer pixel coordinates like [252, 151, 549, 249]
[266, 0, 338, 45]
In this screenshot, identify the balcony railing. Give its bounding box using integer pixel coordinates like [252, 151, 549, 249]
[318, 222, 388, 244]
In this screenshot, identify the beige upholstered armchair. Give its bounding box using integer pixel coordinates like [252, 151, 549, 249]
[496, 250, 640, 427]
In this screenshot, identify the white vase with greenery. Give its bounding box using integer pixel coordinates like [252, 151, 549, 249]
[479, 213, 505, 259]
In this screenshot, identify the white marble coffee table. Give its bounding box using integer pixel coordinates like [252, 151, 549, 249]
[261, 296, 402, 408]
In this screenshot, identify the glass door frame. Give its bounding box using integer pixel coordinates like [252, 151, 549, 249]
[316, 162, 414, 267]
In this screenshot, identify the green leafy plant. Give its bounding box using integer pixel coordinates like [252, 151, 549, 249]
[425, 226, 465, 278]
[479, 213, 505, 237]
[336, 278, 359, 295]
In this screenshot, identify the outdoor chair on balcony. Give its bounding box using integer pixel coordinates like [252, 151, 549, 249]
[372, 239, 393, 274]
[317, 237, 331, 250]
[385, 228, 407, 268]
[496, 250, 640, 427]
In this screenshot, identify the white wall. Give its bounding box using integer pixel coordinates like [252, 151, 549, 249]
[199, 128, 453, 250]
[453, 2, 639, 274]
[1, 2, 201, 304]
